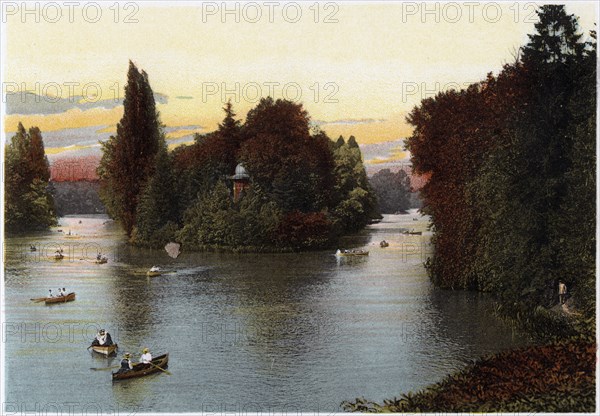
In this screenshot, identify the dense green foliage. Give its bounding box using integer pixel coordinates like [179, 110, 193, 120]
[173, 99, 377, 250]
[342, 340, 595, 413]
[369, 168, 411, 214]
[5, 123, 57, 233]
[98, 66, 377, 250]
[405, 6, 596, 332]
[97, 60, 164, 236]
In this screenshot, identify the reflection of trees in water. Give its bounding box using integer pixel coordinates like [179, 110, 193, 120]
[212, 251, 339, 371]
[427, 290, 530, 361]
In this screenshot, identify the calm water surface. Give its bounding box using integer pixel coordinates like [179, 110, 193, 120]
[3, 213, 528, 413]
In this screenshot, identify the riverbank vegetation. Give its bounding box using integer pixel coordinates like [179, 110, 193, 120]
[405, 5, 596, 335]
[97, 62, 378, 251]
[342, 340, 595, 412]
[4, 123, 57, 233]
[343, 6, 596, 413]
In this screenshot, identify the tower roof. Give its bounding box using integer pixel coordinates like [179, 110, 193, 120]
[231, 163, 249, 180]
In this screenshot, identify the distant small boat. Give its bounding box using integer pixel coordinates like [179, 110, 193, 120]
[30, 246, 37, 252]
[401, 230, 422, 235]
[45, 292, 76, 304]
[91, 343, 118, 356]
[147, 266, 161, 277]
[54, 253, 64, 260]
[380, 240, 389, 248]
[94, 256, 108, 264]
[112, 353, 169, 381]
[336, 249, 369, 257]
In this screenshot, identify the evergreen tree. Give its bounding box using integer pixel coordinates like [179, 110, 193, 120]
[132, 139, 178, 247]
[97, 61, 163, 235]
[331, 138, 377, 233]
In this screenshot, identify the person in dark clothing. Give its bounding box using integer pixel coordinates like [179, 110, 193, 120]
[116, 353, 133, 374]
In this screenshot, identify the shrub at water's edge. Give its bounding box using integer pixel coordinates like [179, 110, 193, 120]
[342, 340, 595, 413]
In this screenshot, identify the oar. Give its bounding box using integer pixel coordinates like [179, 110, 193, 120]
[90, 365, 120, 371]
[147, 361, 172, 375]
[30, 297, 46, 302]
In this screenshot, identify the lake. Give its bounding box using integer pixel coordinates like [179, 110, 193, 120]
[2, 212, 528, 413]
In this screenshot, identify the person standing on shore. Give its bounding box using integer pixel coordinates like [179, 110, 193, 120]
[558, 281, 567, 305]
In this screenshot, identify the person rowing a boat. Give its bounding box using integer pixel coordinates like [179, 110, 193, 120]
[48, 289, 54, 298]
[116, 353, 133, 374]
[140, 348, 152, 364]
[91, 329, 114, 346]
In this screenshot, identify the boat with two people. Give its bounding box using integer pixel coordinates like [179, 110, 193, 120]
[112, 353, 169, 381]
[37, 292, 76, 304]
[336, 249, 370, 257]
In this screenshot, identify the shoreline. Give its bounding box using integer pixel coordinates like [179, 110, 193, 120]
[342, 339, 596, 413]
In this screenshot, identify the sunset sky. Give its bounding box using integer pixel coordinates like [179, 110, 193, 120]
[2, 1, 597, 170]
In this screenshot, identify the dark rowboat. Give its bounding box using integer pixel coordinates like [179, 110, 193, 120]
[112, 353, 169, 381]
[91, 343, 118, 356]
[45, 292, 76, 304]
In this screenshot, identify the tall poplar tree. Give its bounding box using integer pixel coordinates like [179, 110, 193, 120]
[98, 61, 163, 235]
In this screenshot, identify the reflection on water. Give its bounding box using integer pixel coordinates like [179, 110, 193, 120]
[3, 213, 529, 412]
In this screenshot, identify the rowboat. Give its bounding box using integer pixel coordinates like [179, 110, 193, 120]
[380, 240, 389, 248]
[147, 266, 161, 277]
[336, 249, 369, 257]
[91, 343, 118, 356]
[112, 353, 169, 381]
[44, 292, 76, 304]
[401, 230, 422, 235]
[54, 253, 64, 260]
[94, 257, 108, 264]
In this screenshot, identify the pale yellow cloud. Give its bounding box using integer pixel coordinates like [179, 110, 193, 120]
[44, 144, 98, 155]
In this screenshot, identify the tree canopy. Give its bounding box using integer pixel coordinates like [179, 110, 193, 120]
[405, 5, 595, 334]
[5, 123, 57, 233]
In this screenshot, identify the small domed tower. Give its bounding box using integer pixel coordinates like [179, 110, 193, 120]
[231, 163, 250, 202]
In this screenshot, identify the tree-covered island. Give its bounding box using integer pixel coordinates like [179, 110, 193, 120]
[97, 61, 378, 251]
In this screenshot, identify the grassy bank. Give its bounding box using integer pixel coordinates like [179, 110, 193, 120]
[341, 340, 595, 412]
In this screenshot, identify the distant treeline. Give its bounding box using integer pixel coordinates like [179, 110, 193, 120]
[97, 61, 378, 251]
[369, 168, 414, 213]
[49, 181, 105, 216]
[406, 5, 596, 334]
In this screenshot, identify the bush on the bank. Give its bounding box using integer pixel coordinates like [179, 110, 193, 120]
[275, 211, 333, 249]
[342, 341, 596, 413]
